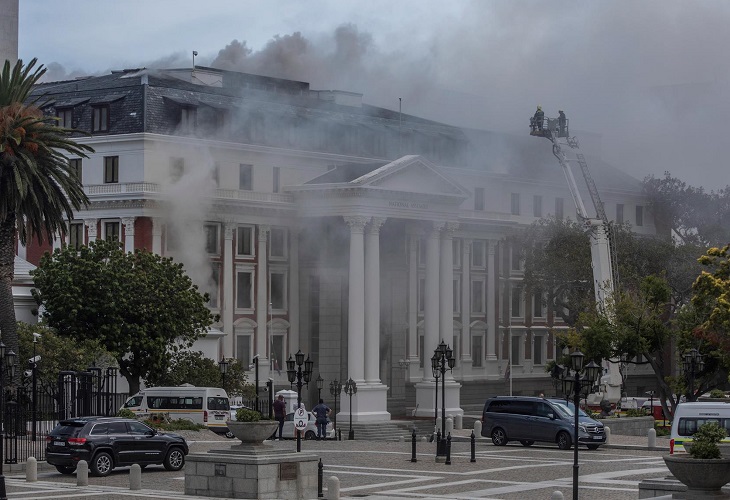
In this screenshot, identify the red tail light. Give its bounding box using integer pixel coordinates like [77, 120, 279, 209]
[670, 438, 674, 454]
[204, 410, 208, 422]
[68, 437, 87, 446]
[45, 436, 53, 443]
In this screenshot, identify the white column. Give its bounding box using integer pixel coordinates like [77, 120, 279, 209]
[84, 219, 98, 243]
[440, 223, 457, 350]
[223, 221, 235, 358]
[345, 216, 368, 383]
[486, 240, 497, 360]
[461, 239, 472, 363]
[151, 218, 162, 255]
[423, 221, 443, 380]
[122, 217, 136, 253]
[407, 232, 419, 371]
[256, 225, 270, 377]
[289, 228, 300, 353]
[364, 217, 385, 383]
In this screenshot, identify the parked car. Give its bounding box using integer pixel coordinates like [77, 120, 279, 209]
[481, 396, 606, 450]
[279, 411, 335, 440]
[46, 416, 189, 476]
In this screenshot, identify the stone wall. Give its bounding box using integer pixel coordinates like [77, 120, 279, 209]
[599, 416, 654, 436]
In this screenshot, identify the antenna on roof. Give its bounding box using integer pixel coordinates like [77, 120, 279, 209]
[192, 51, 198, 71]
[398, 97, 402, 157]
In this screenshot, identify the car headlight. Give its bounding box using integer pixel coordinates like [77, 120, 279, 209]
[578, 424, 588, 433]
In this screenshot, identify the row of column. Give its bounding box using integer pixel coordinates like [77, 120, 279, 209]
[52, 217, 140, 253]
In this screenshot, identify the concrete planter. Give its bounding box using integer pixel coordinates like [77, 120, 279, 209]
[227, 420, 278, 445]
[663, 455, 730, 493]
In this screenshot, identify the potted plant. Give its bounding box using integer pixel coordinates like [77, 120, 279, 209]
[227, 408, 278, 446]
[664, 422, 730, 494]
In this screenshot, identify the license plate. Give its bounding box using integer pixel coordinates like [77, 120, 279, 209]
[593, 435, 603, 440]
[215, 415, 224, 420]
[54, 441, 65, 446]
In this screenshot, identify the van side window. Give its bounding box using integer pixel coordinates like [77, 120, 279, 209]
[536, 402, 553, 418]
[487, 400, 512, 413]
[678, 418, 723, 436]
[123, 396, 143, 408]
[207, 397, 230, 410]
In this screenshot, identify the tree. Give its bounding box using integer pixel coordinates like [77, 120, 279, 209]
[30, 239, 218, 394]
[0, 58, 93, 357]
[146, 351, 255, 398]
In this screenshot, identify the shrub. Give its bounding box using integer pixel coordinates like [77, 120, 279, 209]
[709, 389, 727, 398]
[236, 408, 263, 422]
[117, 408, 136, 419]
[654, 422, 670, 436]
[145, 418, 206, 432]
[624, 409, 646, 418]
[689, 422, 727, 460]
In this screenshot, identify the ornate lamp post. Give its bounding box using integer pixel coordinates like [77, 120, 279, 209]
[252, 354, 260, 411]
[329, 379, 342, 433]
[286, 350, 313, 452]
[343, 378, 357, 440]
[431, 352, 439, 435]
[316, 374, 324, 401]
[432, 340, 455, 457]
[0, 342, 17, 500]
[682, 348, 705, 402]
[218, 358, 228, 389]
[561, 351, 602, 500]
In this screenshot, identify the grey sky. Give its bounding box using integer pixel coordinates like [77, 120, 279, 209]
[19, 0, 730, 189]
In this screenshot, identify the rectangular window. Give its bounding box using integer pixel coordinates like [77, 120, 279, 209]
[57, 108, 73, 128]
[269, 227, 287, 259]
[236, 271, 253, 309]
[533, 290, 544, 318]
[452, 239, 461, 268]
[181, 106, 196, 131]
[555, 197, 564, 220]
[418, 277, 425, 313]
[453, 278, 460, 313]
[171, 157, 184, 181]
[92, 105, 109, 132]
[69, 158, 82, 181]
[204, 224, 219, 255]
[237, 226, 254, 257]
[511, 193, 520, 215]
[239, 164, 253, 190]
[511, 336, 521, 365]
[419, 335, 424, 368]
[474, 187, 485, 211]
[103, 156, 119, 183]
[472, 336, 483, 367]
[616, 203, 624, 224]
[208, 264, 220, 309]
[236, 335, 251, 367]
[68, 222, 84, 250]
[104, 221, 120, 242]
[636, 205, 644, 226]
[533, 336, 543, 365]
[417, 238, 426, 266]
[270, 272, 287, 310]
[511, 244, 522, 271]
[472, 240, 485, 268]
[273, 167, 281, 193]
[471, 279, 485, 313]
[511, 286, 523, 317]
[533, 195, 542, 218]
[212, 162, 220, 188]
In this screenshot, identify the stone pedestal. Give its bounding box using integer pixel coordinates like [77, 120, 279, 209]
[337, 383, 391, 422]
[414, 379, 463, 418]
[185, 445, 318, 499]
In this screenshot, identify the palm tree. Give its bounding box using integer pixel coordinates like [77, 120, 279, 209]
[0, 58, 93, 356]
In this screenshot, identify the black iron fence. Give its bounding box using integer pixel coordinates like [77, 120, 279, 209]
[2, 368, 126, 463]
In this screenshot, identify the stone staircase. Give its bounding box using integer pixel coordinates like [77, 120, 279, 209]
[344, 421, 412, 441]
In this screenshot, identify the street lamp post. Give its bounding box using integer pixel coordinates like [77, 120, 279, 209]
[218, 357, 229, 389]
[286, 350, 313, 453]
[329, 379, 342, 433]
[431, 352, 439, 437]
[252, 354, 260, 412]
[431, 340, 455, 457]
[561, 351, 602, 500]
[0, 342, 17, 500]
[682, 348, 705, 402]
[343, 378, 357, 440]
[316, 374, 324, 401]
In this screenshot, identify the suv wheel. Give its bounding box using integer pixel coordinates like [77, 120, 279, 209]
[55, 465, 76, 475]
[587, 444, 600, 450]
[91, 451, 114, 477]
[491, 428, 507, 446]
[304, 430, 316, 440]
[164, 447, 185, 471]
[556, 431, 572, 450]
[520, 440, 534, 447]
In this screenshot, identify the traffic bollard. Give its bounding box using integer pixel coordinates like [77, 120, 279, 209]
[318, 459, 324, 498]
[77, 460, 89, 486]
[130, 464, 142, 490]
[604, 426, 611, 444]
[551, 491, 565, 499]
[411, 428, 417, 463]
[327, 476, 340, 500]
[26, 457, 37, 482]
[648, 428, 656, 448]
[455, 414, 463, 430]
[446, 417, 454, 436]
[474, 420, 482, 438]
[445, 433, 452, 465]
[470, 430, 476, 462]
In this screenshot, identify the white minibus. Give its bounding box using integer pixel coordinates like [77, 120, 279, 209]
[122, 386, 231, 436]
[669, 401, 730, 454]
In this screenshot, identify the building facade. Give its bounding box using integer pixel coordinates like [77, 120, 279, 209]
[20, 66, 658, 419]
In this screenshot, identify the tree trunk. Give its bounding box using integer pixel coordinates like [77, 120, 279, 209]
[0, 215, 19, 357]
[118, 361, 141, 395]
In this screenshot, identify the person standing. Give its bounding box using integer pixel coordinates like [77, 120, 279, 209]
[533, 105, 544, 131]
[273, 394, 286, 440]
[558, 110, 567, 137]
[311, 399, 332, 440]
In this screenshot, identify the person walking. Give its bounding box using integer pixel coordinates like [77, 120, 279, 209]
[311, 399, 332, 440]
[273, 394, 286, 440]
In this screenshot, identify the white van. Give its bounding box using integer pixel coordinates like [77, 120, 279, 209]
[669, 401, 730, 454]
[122, 386, 231, 435]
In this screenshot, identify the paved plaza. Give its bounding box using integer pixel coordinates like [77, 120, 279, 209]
[2, 431, 671, 499]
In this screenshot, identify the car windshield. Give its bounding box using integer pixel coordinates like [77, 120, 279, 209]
[551, 400, 588, 417]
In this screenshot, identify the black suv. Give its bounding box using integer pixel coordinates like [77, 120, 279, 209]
[46, 417, 188, 476]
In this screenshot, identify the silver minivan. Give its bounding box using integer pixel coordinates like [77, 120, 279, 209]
[481, 396, 606, 450]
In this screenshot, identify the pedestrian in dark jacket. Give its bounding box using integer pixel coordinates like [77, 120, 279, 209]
[311, 399, 331, 440]
[273, 395, 286, 440]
